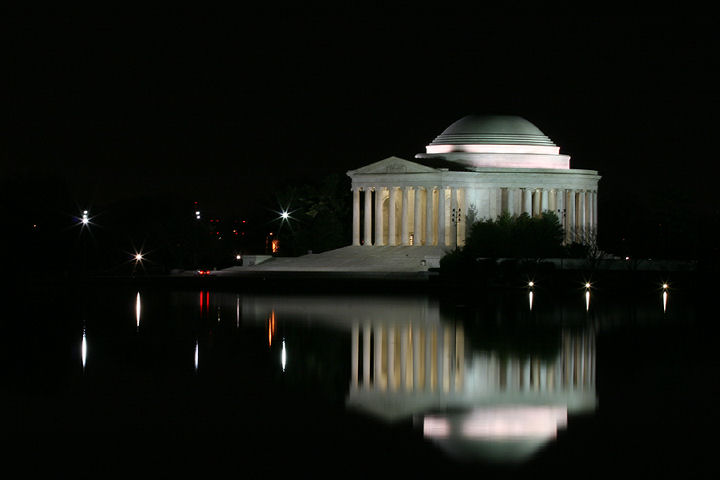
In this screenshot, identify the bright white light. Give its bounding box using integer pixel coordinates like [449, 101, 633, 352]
[529, 291, 534, 311]
[662, 283, 669, 290]
[135, 253, 143, 262]
[585, 282, 591, 289]
[194, 340, 199, 372]
[423, 416, 451, 438]
[236, 254, 242, 260]
[136, 292, 141, 330]
[585, 290, 591, 312]
[281, 211, 289, 220]
[528, 281, 534, 288]
[281, 339, 287, 372]
[81, 329, 87, 370]
[460, 406, 567, 439]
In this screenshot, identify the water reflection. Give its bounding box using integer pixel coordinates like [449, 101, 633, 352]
[194, 340, 199, 372]
[81, 328, 87, 371]
[281, 339, 287, 372]
[225, 293, 597, 464]
[136, 292, 141, 332]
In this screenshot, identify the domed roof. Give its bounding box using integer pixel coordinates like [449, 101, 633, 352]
[429, 115, 556, 147]
[416, 114, 570, 169]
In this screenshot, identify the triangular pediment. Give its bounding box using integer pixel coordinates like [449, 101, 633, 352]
[347, 156, 439, 175]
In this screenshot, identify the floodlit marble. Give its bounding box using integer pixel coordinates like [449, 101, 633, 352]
[347, 115, 601, 248]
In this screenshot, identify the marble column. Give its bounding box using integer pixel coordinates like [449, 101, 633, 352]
[401, 187, 410, 245]
[352, 187, 361, 246]
[374, 186, 384, 246]
[438, 187, 446, 246]
[414, 187, 423, 246]
[450, 187, 458, 248]
[532, 189, 540, 217]
[592, 190, 598, 237]
[388, 187, 398, 246]
[524, 188, 532, 215]
[578, 190, 586, 239]
[567, 190, 576, 243]
[364, 188, 373, 246]
[556, 188, 565, 227]
[426, 187, 435, 246]
[541, 189, 549, 214]
[507, 188, 515, 215]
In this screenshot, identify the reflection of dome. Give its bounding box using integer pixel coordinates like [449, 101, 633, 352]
[416, 114, 570, 169]
[429, 115, 557, 149]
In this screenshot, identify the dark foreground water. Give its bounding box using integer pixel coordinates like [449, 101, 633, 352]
[2, 280, 717, 477]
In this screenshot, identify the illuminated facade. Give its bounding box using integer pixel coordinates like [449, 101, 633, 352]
[347, 115, 601, 246]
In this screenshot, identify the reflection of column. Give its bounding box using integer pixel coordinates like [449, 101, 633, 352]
[351, 323, 359, 388]
[400, 325, 409, 390]
[455, 325, 464, 392]
[426, 327, 433, 391]
[523, 358, 531, 391]
[413, 327, 421, 390]
[414, 187, 423, 246]
[438, 187, 446, 246]
[364, 188, 373, 246]
[388, 326, 396, 390]
[442, 326, 452, 392]
[374, 325, 384, 389]
[363, 324, 371, 387]
[401, 187, 410, 245]
[352, 187, 361, 246]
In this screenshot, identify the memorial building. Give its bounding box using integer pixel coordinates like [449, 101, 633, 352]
[347, 115, 601, 247]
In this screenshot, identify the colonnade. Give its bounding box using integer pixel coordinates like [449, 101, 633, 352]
[350, 323, 595, 395]
[350, 322, 465, 393]
[351, 186, 465, 247]
[352, 185, 598, 246]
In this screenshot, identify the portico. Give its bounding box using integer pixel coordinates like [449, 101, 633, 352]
[347, 115, 601, 247]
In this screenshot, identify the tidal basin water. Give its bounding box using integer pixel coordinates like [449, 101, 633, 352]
[3, 282, 716, 476]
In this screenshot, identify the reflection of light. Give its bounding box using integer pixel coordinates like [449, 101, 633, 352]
[424, 416, 450, 438]
[424, 407, 569, 441]
[236, 295, 240, 328]
[194, 340, 199, 372]
[135, 292, 141, 331]
[461, 407, 567, 439]
[281, 339, 287, 372]
[585, 290, 591, 311]
[81, 328, 87, 370]
[268, 310, 276, 347]
[663, 291, 668, 313]
[528, 291, 534, 311]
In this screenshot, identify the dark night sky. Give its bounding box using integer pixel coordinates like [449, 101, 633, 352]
[6, 11, 720, 218]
